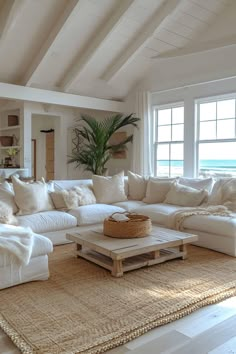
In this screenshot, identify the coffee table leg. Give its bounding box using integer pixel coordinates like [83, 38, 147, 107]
[76, 243, 82, 258]
[112, 259, 123, 277]
[179, 244, 187, 259]
[150, 250, 160, 259]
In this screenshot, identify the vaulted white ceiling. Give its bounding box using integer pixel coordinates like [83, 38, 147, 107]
[0, 0, 234, 101]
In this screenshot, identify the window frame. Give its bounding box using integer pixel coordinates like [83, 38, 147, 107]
[196, 93, 236, 177]
[153, 101, 184, 177]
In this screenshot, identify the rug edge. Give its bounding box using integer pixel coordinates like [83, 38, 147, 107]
[1, 287, 236, 354]
[0, 314, 33, 354]
[83, 287, 236, 354]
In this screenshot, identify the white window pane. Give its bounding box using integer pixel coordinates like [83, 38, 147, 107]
[217, 99, 235, 119]
[170, 143, 183, 160]
[157, 161, 169, 177]
[172, 107, 184, 124]
[158, 109, 171, 125]
[158, 125, 171, 142]
[170, 162, 183, 177]
[199, 121, 216, 140]
[217, 119, 235, 139]
[157, 144, 169, 160]
[172, 124, 184, 141]
[198, 142, 236, 177]
[200, 102, 216, 121]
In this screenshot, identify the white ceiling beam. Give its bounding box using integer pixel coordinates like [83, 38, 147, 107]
[0, 0, 25, 39]
[0, 83, 125, 112]
[22, 0, 80, 87]
[61, 0, 135, 91]
[153, 35, 236, 59]
[101, 0, 182, 82]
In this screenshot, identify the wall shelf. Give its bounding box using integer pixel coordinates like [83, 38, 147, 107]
[0, 125, 20, 131]
[0, 145, 20, 150]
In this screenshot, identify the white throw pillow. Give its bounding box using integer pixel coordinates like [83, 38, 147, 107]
[73, 185, 96, 206]
[208, 178, 236, 205]
[128, 171, 148, 200]
[12, 176, 54, 215]
[164, 182, 208, 207]
[143, 179, 174, 204]
[0, 201, 17, 224]
[92, 171, 127, 204]
[0, 181, 18, 214]
[178, 177, 213, 193]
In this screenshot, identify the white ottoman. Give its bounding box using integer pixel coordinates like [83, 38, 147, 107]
[0, 233, 53, 289]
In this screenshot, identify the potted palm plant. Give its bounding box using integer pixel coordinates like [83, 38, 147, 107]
[68, 113, 139, 175]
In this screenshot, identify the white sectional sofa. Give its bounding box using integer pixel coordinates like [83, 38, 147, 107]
[1, 172, 236, 290]
[12, 175, 236, 257]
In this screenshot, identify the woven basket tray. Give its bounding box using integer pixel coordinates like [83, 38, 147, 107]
[103, 212, 152, 239]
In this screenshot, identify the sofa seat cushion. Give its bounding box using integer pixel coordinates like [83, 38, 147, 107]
[17, 211, 77, 233]
[113, 200, 146, 211]
[132, 204, 181, 226]
[182, 213, 236, 238]
[0, 232, 53, 267]
[68, 204, 125, 225]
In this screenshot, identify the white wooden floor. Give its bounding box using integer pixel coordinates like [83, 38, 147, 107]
[1, 296, 236, 354]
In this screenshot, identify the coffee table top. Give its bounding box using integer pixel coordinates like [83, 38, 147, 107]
[66, 225, 198, 260]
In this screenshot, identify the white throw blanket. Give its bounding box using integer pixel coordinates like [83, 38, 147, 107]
[167, 205, 232, 231]
[0, 224, 33, 266]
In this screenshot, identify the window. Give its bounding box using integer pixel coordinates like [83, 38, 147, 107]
[197, 96, 236, 177]
[154, 104, 184, 177]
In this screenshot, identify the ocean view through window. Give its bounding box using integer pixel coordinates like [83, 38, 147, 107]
[197, 96, 236, 178]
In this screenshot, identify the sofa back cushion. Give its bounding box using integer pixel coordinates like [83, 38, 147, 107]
[92, 171, 127, 204]
[12, 176, 54, 215]
[164, 182, 208, 207]
[143, 179, 174, 204]
[53, 179, 92, 191]
[127, 171, 148, 200]
[178, 177, 213, 193]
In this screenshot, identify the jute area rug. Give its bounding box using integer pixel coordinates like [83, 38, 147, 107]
[1, 245, 236, 354]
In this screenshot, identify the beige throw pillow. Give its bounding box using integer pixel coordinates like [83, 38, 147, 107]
[73, 185, 96, 206]
[92, 171, 127, 204]
[12, 176, 54, 215]
[164, 182, 208, 207]
[128, 171, 148, 200]
[50, 191, 68, 210]
[143, 179, 174, 204]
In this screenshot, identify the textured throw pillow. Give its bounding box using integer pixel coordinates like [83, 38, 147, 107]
[127, 171, 148, 200]
[178, 177, 213, 193]
[92, 171, 127, 204]
[73, 185, 96, 206]
[164, 182, 208, 207]
[0, 181, 18, 214]
[61, 190, 80, 209]
[143, 179, 174, 204]
[12, 176, 54, 215]
[0, 201, 18, 224]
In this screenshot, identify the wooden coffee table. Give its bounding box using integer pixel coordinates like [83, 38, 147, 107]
[66, 226, 198, 277]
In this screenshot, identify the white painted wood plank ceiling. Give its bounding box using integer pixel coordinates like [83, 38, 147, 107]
[0, 0, 234, 100]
